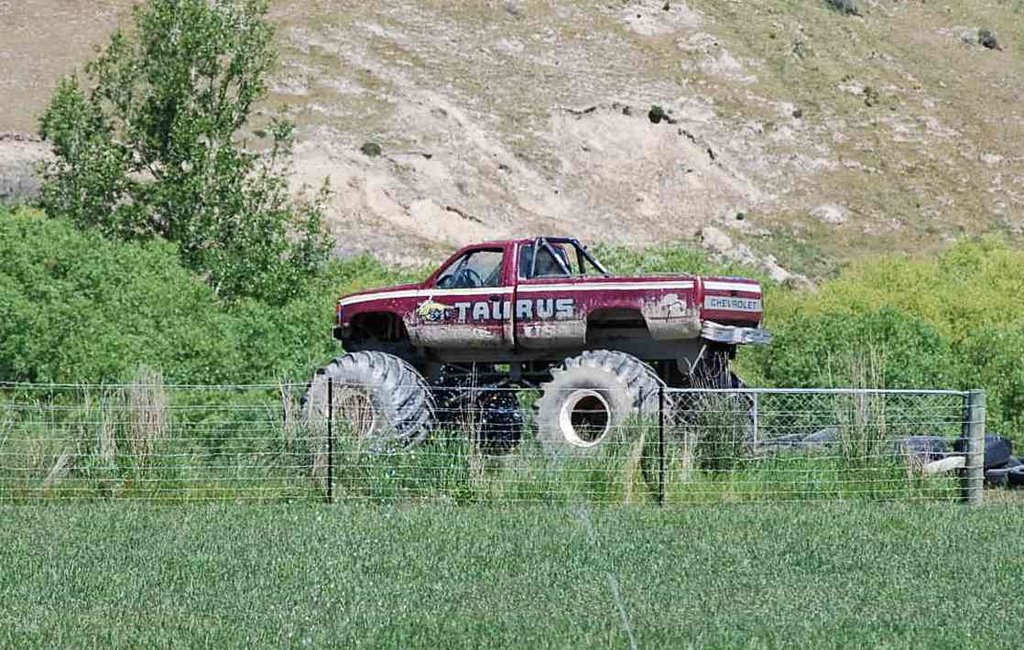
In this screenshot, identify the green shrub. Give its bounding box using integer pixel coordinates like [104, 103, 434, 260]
[0, 211, 236, 383]
[957, 327, 1024, 437]
[765, 238, 1024, 341]
[749, 238, 1024, 440]
[749, 307, 963, 390]
[0, 208, 410, 384]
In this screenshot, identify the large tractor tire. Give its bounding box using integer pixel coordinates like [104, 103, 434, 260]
[535, 350, 663, 455]
[303, 351, 435, 454]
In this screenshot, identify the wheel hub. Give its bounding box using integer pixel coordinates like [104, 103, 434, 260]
[558, 389, 612, 448]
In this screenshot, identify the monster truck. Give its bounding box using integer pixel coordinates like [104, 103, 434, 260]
[305, 237, 770, 454]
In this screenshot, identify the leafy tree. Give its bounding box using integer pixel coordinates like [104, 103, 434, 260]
[38, 0, 329, 303]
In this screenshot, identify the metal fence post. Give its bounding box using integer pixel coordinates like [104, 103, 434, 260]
[658, 385, 666, 506]
[961, 390, 985, 506]
[751, 392, 759, 445]
[326, 377, 335, 504]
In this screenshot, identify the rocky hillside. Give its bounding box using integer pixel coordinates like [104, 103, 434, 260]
[2, 0, 1022, 278]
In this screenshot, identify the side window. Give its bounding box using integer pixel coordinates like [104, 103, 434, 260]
[552, 243, 581, 275]
[519, 242, 579, 278]
[533, 247, 569, 278]
[436, 249, 504, 289]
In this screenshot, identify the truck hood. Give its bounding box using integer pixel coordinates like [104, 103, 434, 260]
[339, 282, 422, 304]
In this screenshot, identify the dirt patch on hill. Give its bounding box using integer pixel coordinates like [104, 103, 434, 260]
[276, 0, 825, 263]
[2, 0, 1023, 273]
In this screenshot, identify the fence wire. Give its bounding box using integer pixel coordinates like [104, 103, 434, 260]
[0, 383, 978, 504]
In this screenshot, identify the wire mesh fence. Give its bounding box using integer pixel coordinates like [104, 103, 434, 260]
[0, 381, 982, 504]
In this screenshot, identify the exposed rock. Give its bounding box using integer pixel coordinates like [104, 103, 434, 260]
[0, 133, 50, 205]
[502, 1, 525, 19]
[619, 0, 703, 36]
[954, 27, 980, 45]
[949, 27, 1002, 50]
[978, 29, 1001, 50]
[825, 0, 861, 16]
[837, 79, 865, 96]
[700, 225, 738, 256]
[700, 226, 813, 288]
[678, 32, 758, 84]
[811, 203, 848, 225]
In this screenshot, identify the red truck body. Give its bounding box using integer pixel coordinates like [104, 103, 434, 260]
[333, 237, 769, 373]
[307, 237, 772, 451]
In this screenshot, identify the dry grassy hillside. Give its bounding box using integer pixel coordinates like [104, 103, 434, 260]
[2, 0, 1022, 276]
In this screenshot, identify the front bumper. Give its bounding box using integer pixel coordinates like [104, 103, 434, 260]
[701, 321, 773, 345]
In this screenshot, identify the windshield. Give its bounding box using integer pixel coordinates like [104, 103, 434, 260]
[436, 248, 504, 288]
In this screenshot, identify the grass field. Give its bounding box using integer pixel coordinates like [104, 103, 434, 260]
[1, 503, 1022, 648]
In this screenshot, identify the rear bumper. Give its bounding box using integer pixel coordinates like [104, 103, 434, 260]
[701, 321, 773, 345]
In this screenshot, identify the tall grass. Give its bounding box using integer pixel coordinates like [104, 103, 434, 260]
[126, 367, 168, 463]
[0, 380, 318, 502]
[0, 377, 963, 504]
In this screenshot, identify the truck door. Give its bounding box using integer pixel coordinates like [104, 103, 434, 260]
[408, 246, 514, 350]
[512, 240, 587, 349]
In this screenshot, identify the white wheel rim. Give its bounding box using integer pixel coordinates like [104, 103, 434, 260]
[558, 389, 612, 448]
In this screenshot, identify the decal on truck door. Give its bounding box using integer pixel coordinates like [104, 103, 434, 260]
[416, 299, 451, 322]
[415, 297, 576, 323]
[515, 298, 575, 321]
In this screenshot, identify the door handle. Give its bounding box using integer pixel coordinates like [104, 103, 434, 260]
[488, 295, 503, 302]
